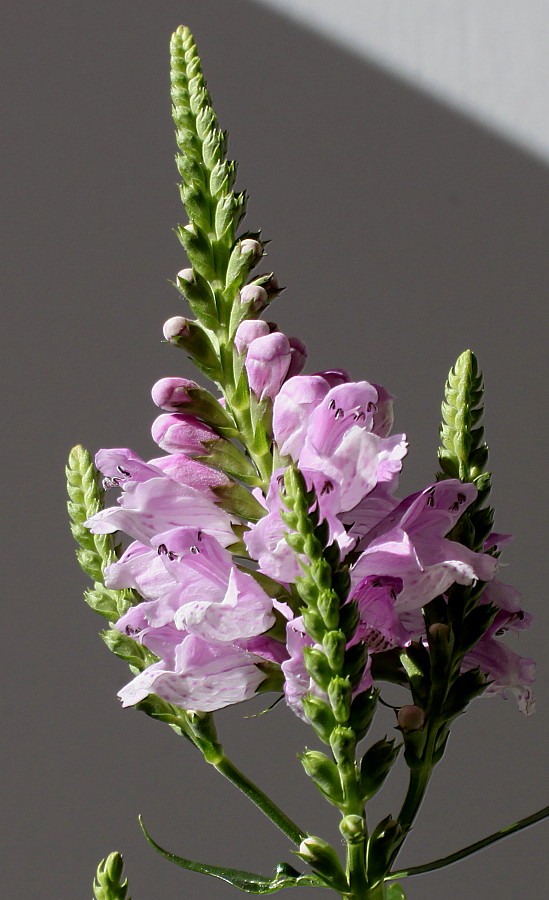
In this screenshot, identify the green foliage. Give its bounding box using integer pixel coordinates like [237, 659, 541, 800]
[139, 818, 324, 893]
[170, 26, 254, 307]
[66, 445, 139, 621]
[93, 852, 131, 900]
[437, 350, 494, 548]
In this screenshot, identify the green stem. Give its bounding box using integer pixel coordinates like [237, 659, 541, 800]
[213, 754, 307, 846]
[389, 804, 549, 880]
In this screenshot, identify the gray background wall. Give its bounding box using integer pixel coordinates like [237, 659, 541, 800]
[2, 2, 548, 898]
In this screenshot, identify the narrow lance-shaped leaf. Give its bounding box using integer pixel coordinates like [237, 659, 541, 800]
[139, 818, 325, 894]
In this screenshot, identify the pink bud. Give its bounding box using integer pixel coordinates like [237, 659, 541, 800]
[397, 705, 425, 731]
[240, 238, 263, 261]
[151, 377, 199, 411]
[245, 332, 292, 400]
[151, 413, 218, 454]
[286, 336, 308, 378]
[234, 319, 270, 355]
[239, 284, 269, 311]
[163, 316, 189, 342]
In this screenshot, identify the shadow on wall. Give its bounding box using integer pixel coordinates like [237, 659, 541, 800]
[4, 1, 548, 900]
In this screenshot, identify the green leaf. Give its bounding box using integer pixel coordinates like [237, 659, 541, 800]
[93, 852, 131, 900]
[386, 883, 407, 899]
[139, 818, 325, 893]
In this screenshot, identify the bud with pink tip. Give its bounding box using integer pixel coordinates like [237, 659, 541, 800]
[245, 332, 292, 400]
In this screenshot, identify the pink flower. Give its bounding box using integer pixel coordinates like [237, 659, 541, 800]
[245, 332, 292, 400]
[86, 449, 236, 548]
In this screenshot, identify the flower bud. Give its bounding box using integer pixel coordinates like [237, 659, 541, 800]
[234, 319, 270, 355]
[299, 750, 343, 806]
[151, 377, 199, 411]
[328, 676, 352, 723]
[240, 238, 263, 262]
[245, 332, 292, 400]
[239, 284, 269, 312]
[329, 726, 356, 763]
[163, 315, 189, 342]
[151, 413, 219, 454]
[297, 837, 348, 893]
[397, 704, 425, 732]
[250, 272, 285, 300]
[339, 815, 365, 843]
[177, 267, 194, 284]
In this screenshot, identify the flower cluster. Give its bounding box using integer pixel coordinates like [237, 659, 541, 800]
[86, 327, 535, 717]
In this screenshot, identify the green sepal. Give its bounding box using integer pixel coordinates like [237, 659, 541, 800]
[455, 603, 498, 655]
[225, 239, 262, 295]
[440, 667, 487, 722]
[183, 385, 238, 435]
[176, 223, 214, 280]
[299, 750, 344, 806]
[134, 694, 195, 745]
[385, 882, 407, 899]
[339, 599, 359, 640]
[212, 482, 267, 521]
[301, 607, 326, 643]
[139, 817, 324, 893]
[349, 688, 379, 741]
[101, 628, 158, 673]
[294, 836, 348, 893]
[303, 646, 333, 691]
[366, 816, 405, 887]
[359, 737, 401, 801]
[175, 269, 219, 331]
[322, 630, 346, 671]
[400, 644, 431, 707]
[93, 852, 131, 900]
[327, 675, 352, 723]
[343, 641, 368, 688]
[167, 317, 221, 376]
[302, 695, 337, 744]
[329, 726, 356, 765]
[195, 438, 261, 485]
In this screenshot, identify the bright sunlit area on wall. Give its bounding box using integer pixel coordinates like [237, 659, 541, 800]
[253, 0, 549, 162]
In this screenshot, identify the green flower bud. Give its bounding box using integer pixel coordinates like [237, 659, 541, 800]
[339, 814, 366, 843]
[302, 607, 326, 643]
[327, 676, 352, 723]
[302, 695, 337, 744]
[359, 737, 400, 801]
[303, 646, 333, 690]
[297, 837, 348, 893]
[323, 630, 346, 671]
[329, 726, 356, 764]
[299, 750, 343, 806]
[93, 852, 131, 900]
[349, 688, 378, 741]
